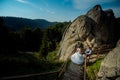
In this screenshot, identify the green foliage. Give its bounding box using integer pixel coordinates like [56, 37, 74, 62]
[46, 48, 59, 61]
[86, 58, 104, 80]
[20, 26, 35, 51]
[0, 53, 63, 77]
[39, 22, 69, 58]
[31, 27, 43, 51]
[0, 19, 70, 55]
[0, 20, 69, 79]
[3, 26, 43, 53]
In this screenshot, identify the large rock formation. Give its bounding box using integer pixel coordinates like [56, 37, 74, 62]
[97, 39, 120, 80]
[58, 5, 119, 60]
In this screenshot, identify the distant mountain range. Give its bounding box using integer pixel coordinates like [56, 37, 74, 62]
[1, 16, 57, 31]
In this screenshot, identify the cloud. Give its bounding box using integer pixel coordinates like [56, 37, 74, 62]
[16, 0, 55, 15]
[113, 7, 120, 18]
[104, 7, 120, 18]
[16, 0, 29, 3]
[40, 0, 55, 14]
[16, 0, 43, 11]
[46, 10, 55, 14]
[72, 0, 117, 10]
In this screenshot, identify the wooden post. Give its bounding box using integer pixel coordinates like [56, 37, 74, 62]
[84, 55, 87, 80]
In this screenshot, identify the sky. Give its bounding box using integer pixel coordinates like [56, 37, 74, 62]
[0, 0, 120, 22]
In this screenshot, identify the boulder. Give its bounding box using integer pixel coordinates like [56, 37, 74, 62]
[58, 5, 119, 60]
[97, 39, 120, 80]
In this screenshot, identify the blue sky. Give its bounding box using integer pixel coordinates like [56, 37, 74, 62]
[0, 0, 120, 22]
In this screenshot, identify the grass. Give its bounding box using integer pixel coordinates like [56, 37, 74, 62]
[46, 48, 59, 61]
[45, 49, 104, 80]
[0, 51, 63, 79]
[86, 58, 104, 80]
[0, 48, 105, 80]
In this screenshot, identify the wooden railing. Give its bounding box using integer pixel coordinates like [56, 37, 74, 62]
[0, 47, 112, 80]
[0, 60, 68, 80]
[0, 70, 60, 80]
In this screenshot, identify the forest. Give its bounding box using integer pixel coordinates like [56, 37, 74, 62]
[0, 17, 70, 79]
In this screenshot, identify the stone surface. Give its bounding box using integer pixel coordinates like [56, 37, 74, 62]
[58, 5, 119, 60]
[97, 39, 120, 80]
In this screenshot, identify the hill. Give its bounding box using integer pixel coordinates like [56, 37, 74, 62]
[1, 16, 56, 31]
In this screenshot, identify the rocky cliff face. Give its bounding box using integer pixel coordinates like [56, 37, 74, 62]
[58, 5, 120, 60]
[97, 39, 120, 80]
